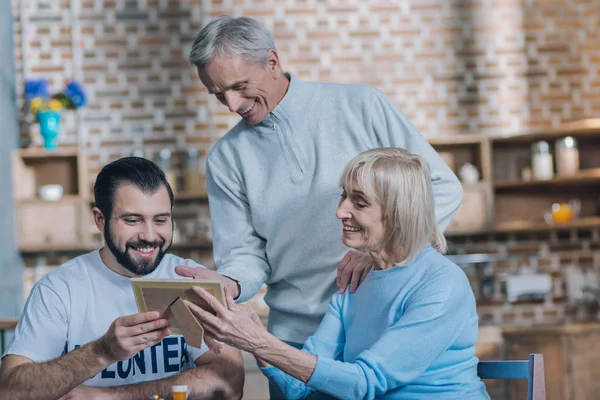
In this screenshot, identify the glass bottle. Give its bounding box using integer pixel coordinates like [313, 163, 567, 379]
[555, 136, 579, 177]
[185, 148, 206, 194]
[531, 141, 553, 181]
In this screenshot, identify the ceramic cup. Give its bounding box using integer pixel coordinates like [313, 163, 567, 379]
[39, 184, 63, 201]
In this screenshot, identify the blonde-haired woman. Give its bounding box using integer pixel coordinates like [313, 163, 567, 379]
[186, 148, 489, 400]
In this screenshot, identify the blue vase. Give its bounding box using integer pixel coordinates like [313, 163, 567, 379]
[37, 110, 61, 150]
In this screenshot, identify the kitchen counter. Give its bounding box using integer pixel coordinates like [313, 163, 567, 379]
[502, 321, 600, 336]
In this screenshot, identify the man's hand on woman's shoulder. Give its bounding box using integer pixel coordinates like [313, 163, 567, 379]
[337, 250, 372, 294]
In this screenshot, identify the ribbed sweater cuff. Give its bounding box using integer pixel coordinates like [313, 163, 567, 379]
[307, 357, 332, 391]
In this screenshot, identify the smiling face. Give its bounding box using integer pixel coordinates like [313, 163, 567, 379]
[336, 182, 387, 255]
[198, 51, 289, 125]
[94, 183, 173, 277]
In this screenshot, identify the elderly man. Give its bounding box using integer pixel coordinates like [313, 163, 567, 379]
[0, 157, 244, 400]
[179, 14, 462, 356]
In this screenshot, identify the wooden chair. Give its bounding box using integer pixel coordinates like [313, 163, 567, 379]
[478, 353, 546, 400]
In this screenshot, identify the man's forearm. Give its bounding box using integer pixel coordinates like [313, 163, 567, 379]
[105, 348, 244, 400]
[0, 341, 109, 400]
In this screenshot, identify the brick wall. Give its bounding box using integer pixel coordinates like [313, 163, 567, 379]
[11, 0, 600, 325]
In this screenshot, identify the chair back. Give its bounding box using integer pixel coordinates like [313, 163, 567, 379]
[477, 353, 545, 400]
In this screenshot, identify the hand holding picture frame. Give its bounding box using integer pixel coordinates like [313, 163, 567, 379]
[131, 278, 226, 348]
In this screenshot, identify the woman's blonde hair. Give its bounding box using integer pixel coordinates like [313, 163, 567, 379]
[339, 147, 446, 266]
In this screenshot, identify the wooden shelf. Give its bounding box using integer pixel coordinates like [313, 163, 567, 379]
[173, 191, 208, 201]
[428, 134, 488, 146]
[19, 240, 213, 254]
[18, 145, 79, 159]
[444, 216, 600, 236]
[17, 194, 83, 204]
[495, 168, 600, 190]
[19, 243, 97, 254]
[494, 216, 600, 233]
[446, 228, 491, 237]
[490, 118, 600, 144]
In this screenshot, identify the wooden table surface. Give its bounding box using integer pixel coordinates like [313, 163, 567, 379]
[0, 319, 18, 330]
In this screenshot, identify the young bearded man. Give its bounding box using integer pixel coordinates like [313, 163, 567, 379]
[0, 157, 244, 400]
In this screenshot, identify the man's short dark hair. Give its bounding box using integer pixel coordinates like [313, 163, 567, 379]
[93, 157, 174, 219]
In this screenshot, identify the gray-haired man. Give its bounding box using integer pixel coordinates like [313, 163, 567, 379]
[177, 15, 463, 398]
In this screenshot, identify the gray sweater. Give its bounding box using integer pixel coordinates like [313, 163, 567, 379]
[206, 73, 463, 343]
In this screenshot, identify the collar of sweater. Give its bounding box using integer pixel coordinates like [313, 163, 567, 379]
[266, 72, 306, 122]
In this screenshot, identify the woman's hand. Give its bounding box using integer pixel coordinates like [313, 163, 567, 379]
[184, 286, 268, 355]
[187, 287, 316, 383]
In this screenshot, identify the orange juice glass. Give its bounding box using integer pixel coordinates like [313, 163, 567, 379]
[171, 385, 188, 400]
[551, 203, 574, 223]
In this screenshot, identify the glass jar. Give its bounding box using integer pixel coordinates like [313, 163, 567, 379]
[156, 148, 177, 193]
[555, 136, 579, 177]
[184, 148, 206, 193]
[531, 140, 553, 181]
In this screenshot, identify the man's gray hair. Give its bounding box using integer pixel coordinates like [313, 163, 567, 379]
[189, 15, 277, 69]
[339, 148, 447, 267]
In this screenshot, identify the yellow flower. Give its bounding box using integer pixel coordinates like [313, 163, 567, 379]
[49, 99, 62, 110]
[30, 98, 43, 113]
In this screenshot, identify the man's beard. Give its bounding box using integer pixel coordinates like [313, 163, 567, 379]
[104, 222, 172, 276]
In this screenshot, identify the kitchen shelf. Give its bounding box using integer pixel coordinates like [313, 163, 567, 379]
[495, 168, 600, 190]
[18, 194, 83, 204]
[444, 216, 600, 236]
[19, 243, 97, 254]
[18, 145, 79, 159]
[445, 228, 491, 237]
[13, 146, 90, 252]
[494, 216, 600, 233]
[490, 118, 600, 144]
[14, 118, 600, 257]
[428, 134, 488, 146]
[173, 191, 208, 201]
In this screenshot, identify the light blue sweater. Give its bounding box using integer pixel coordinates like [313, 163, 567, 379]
[207, 73, 463, 342]
[261, 247, 490, 400]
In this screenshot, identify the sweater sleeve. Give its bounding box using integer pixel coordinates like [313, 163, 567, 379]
[306, 269, 472, 399]
[206, 154, 270, 302]
[259, 293, 348, 399]
[367, 88, 463, 232]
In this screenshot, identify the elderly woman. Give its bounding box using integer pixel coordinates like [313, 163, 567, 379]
[186, 148, 489, 399]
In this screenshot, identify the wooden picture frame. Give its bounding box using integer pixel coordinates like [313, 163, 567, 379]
[130, 278, 226, 348]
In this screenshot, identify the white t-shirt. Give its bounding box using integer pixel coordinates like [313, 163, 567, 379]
[3, 250, 209, 387]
